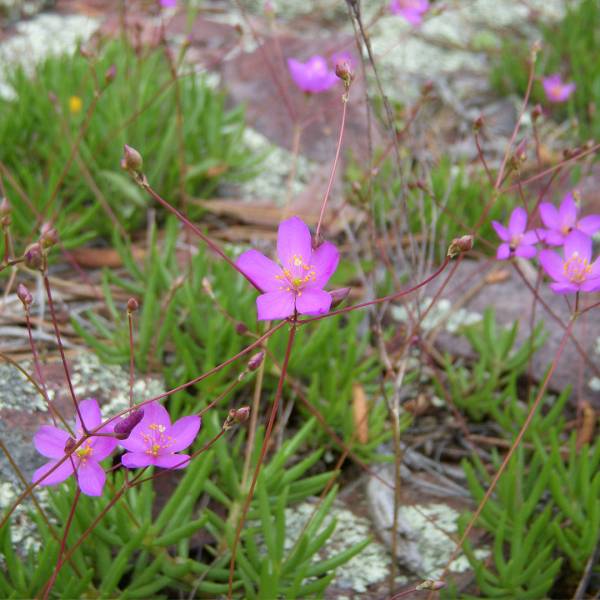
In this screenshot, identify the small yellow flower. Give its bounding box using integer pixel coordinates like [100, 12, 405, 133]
[68, 96, 83, 114]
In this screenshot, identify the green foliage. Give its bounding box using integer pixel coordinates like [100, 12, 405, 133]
[0, 417, 368, 598]
[346, 156, 516, 260]
[490, 0, 600, 140]
[0, 37, 261, 248]
[435, 308, 547, 422]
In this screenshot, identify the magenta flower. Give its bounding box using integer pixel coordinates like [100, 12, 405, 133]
[390, 0, 430, 26]
[287, 56, 338, 94]
[120, 402, 200, 470]
[539, 231, 600, 294]
[542, 74, 576, 103]
[492, 207, 539, 260]
[160, 0, 177, 7]
[236, 216, 339, 320]
[539, 193, 600, 246]
[32, 399, 118, 497]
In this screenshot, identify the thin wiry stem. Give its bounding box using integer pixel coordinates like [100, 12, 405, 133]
[228, 322, 297, 598]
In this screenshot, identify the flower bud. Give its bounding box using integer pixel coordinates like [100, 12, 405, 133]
[121, 144, 143, 173]
[473, 116, 484, 131]
[235, 322, 248, 335]
[64, 437, 77, 453]
[127, 297, 139, 312]
[17, 283, 33, 307]
[202, 277, 215, 299]
[330, 287, 351, 308]
[24, 243, 43, 270]
[248, 351, 265, 371]
[416, 580, 446, 591]
[114, 408, 144, 439]
[231, 406, 250, 424]
[335, 60, 354, 86]
[0, 198, 10, 227]
[447, 235, 474, 258]
[104, 64, 116, 85]
[40, 223, 59, 248]
[531, 104, 542, 121]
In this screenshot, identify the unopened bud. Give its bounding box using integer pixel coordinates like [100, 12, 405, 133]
[104, 64, 116, 85]
[235, 322, 248, 335]
[531, 104, 542, 121]
[127, 297, 139, 312]
[248, 351, 265, 371]
[514, 138, 527, 162]
[447, 235, 474, 258]
[330, 287, 350, 308]
[231, 406, 250, 424]
[421, 80, 434, 96]
[530, 40, 541, 63]
[335, 60, 354, 86]
[64, 437, 77, 453]
[416, 580, 446, 591]
[0, 198, 10, 227]
[114, 408, 144, 439]
[121, 144, 143, 173]
[473, 116, 484, 131]
[24, 243, 43, 270]
[17, 283, 33, 307]
[40, 223, 59, 248]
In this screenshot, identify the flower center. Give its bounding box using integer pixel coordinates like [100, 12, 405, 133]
[141, 422, 175, 456]
[275, 254, 317, 294]
[563, 252, 591, 283]
[76, 440, 93, 463]
[509, 234, 522, 251]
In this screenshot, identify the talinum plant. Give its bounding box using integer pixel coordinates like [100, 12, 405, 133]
[2, 9, 600, 600]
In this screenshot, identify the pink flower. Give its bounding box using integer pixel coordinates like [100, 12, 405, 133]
[539, 231, 600, 294]
[539, 193, 600, 246]
[542, 74, 576, 103]
[120, 402, 200, 470]
[492, 207, 540, 260]
[32, 399, 118, 497]
[160, 0, 177, 7]
[390, 0, 430, 26]
[287, 56, 338, 94]
[236, 216, 340, 320]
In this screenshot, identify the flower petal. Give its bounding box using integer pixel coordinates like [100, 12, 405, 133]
[577, 214, 600, 236]
[559, 194, 578, 229]
[539, 202, 560, 229]
[590, 257, 600, 278]
[77, 460, 106, 497]
[539, 250, 567, 282]
[256, 291, 295, 320]
[277, 217, 312, 269]
[550, 282, 578, 294]
[521, 229, 544, 245]
[154, 453, 190, 469]
[89, 435, 118, 461]
[236, 249, 283, 292]
[543, 230, 565, 246]
[496, 243, 510, 260]
[76, 398, 102, 433]
[34, 425, 70, 459]
[580, 278, 600, 292]
[121, 452, 152, 469]
[514, 244, 537, 259]
[169, 416, 201, 452]
[508, 207, 527, 235]
[295, 289, 332, 316]
[491, 221, 510, 242]
[564, 230, 592, 263]
[287, 58, 308, 92]
[33, 458, 74, 487]
[308, 242, 339, 289]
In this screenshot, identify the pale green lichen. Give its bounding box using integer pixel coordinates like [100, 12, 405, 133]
[283, 501, 400, 593]
[391, 297, 482, 334]
[239, 128, 316, 203]
[0, 362, 50, 412]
